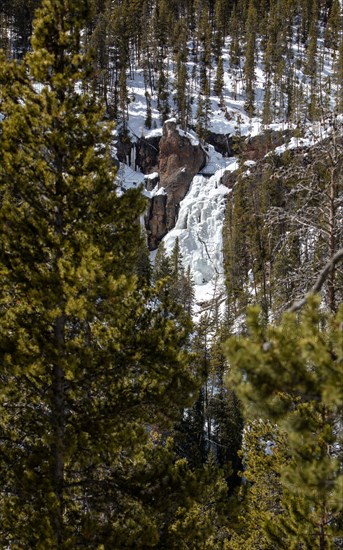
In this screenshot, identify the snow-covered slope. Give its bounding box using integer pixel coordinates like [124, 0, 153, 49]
[118, 14, 342, 318]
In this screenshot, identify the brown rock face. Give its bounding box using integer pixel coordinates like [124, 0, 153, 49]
[146, 193, 168, 250]
[206, 130, 232, 156]
[145, 120, 207, 249]
[158, 120, 206, 232]
[240, 130, 293, 162]
[135, 135, 161, 174]
[221, 169, 236, 189]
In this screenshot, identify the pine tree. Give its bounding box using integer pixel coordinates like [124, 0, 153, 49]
[118, 62, 129, 130]
[157, 62, 170, 123]
[324, 0, 341, 52]
[225, 299, 343, 549]
[173, 18, 190, 129]
[229, 4, 241, 70]
[145, 90, 153, 129]
[305, 4, 319, 120]
[0, 0, 199, 546]
[183, 265, 196, 318]
[334, 33, 343, 112]
[135, 228, 152, 286]
[214, 54, 225, 99]
[244, 0, 257, 117]
[227, 420, 287, 549]
[175, 53, 189, 129]
[170, 236, 183, 279]
[262, 79, 272, 125]
[153, 240, 173, 283]
[208, 326, 244, 491]
[196, 77, 211, 141]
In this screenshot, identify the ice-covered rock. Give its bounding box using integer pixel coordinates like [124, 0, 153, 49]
[163, 157, 238, 312]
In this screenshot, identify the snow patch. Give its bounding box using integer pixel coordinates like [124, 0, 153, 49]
[116, 163, 145, 190]
[145, 171, 159, 180]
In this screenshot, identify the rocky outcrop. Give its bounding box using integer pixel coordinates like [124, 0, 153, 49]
[144, 172, 159, 192]
[116, 133, 161, 174]
[221, 130, 295, 188]
[116, 134, 133, 165]
[159, 121, 206, 228]
[146, 120, 206, 249]
[146, 192, 168, 250]
[206, 130, 233, 157]
[221, 169, 236, 189]
[135, 135, 161, 174]
[239, 129, 293, 161]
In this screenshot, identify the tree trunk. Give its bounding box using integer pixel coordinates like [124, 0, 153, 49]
[51, 315, 66, 547]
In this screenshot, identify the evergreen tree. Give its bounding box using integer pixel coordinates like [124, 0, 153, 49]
[229, 4, 241, 70]
[225, 299, 343, 549]
[175, 53, 189, 129]
[135, 228, 152, 286]
[118, 62, 129, 130]
[324, 0, 341, 52]
[335, 33, 343, 112]
[145, 90, 153, 129]
[0, 0, 199, 546]
[244, 0, 257, 117]
[157, 62, 170, 123]
[262, 82, 272, 125]
[174, 313, 213, 468]
[170, 236, 183, 279]
[196, 79, 211, 141]
[153, 240, 173, 283]
[214, 54, 225, 99]
[183, 265, 196, 318]
[305, 4, 319, 120]
[208, 326, 244, 491]
[227, 420, 287, 550]
[173, 18, 190, 129]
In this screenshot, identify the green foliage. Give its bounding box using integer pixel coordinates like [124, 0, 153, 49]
[324, 0, 341, 51]
[214, 55, 225, 98]
[154, 240, 173, 282]
[175, 315, 244, 498]
[1, 0, 340, 130]
[225, 299, 343, 548]
[244, 0, 257, 117]
[0, 0, 201, 546]
[153, 239, 195, 320]
[227, 420, 287, 549]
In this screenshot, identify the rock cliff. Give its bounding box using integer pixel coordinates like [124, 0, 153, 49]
[146, 120, 206, 249]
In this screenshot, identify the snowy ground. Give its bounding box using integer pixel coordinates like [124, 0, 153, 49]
[118, 30, 340, 320]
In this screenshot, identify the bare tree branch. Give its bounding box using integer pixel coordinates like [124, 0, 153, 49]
[287, 248, 343, 312]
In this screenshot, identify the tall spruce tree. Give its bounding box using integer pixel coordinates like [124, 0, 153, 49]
[0, 0, 199, 546]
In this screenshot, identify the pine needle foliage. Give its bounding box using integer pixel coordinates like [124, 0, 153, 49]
[224, 298, 343, 549]
[0, 0, 199, 546]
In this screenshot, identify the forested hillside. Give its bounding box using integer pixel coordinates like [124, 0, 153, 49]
[0, 0, 342, 548]
[2, 0, 343, 127]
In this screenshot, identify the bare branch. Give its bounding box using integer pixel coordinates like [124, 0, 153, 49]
[287, 248, 343, 312]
